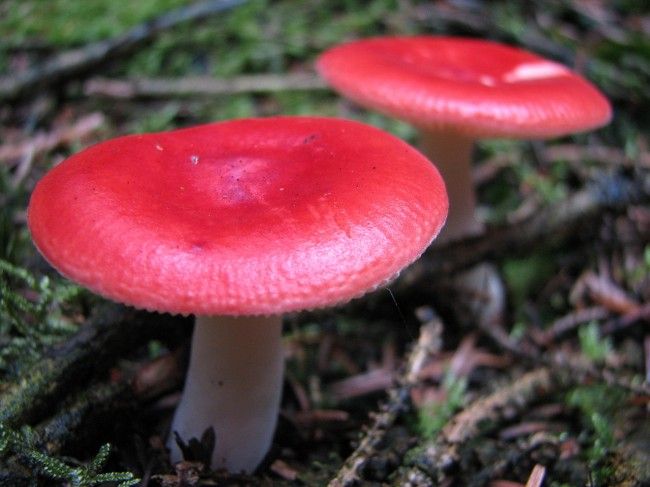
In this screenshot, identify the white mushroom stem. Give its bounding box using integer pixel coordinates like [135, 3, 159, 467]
[419, 129, 482, 242]
[420, 129, 506, 324]
[168, 314, 284, 473]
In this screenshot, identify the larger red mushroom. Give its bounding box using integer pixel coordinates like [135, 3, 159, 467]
[28, 116, 448, 473]
[317, 36, 612, 241]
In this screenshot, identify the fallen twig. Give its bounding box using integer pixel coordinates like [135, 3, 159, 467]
[571, 271, 640, 314]
[534, 306, 610, 346]
[328, 316, 443, 487]
[270, 459, 298, 481]
[83, 73, 327, 99]
[548, 349, 650, 396]
[0, 113, 105, 165]
[525, 464, 546, 487]
[0, 0, 245, 101]
[442, 368, 556, 444]
[328, 368, 394, 403]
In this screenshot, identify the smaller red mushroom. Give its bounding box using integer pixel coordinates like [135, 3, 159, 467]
[317, 36, 612, 241]
[28, 116, 448, 473]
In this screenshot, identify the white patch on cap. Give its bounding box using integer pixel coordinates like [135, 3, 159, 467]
[503, 61, 569, 83]
[479, 75, 497, 87]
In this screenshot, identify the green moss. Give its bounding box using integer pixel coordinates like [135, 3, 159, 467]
[0, 0, 188, 45]
[566, 384, 628, 483]
[578, 322, 613, 364]
[417, 372, 467, 439]
[502, 253, 557, 309]
[0, 260, 83, 379]
[627, 245, 650, 287]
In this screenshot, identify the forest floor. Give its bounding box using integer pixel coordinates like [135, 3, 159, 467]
[0, 1, 649, 485]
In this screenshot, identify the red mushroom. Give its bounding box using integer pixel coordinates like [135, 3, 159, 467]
[28, 116, 448, 473]
[317, 36, 612, 240]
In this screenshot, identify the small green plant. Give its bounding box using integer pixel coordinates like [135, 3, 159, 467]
[502, 253, 557, 311]
[509, 321, 528, 341]
[417, 372, 467, 438]
[0, 259, 83, 377]
[566, 384, 627, 483]
[0, 422, 139, 486]
[578, 322, 612, 364]
[520, 165, 568, 204]
[627, 244, 650, 286]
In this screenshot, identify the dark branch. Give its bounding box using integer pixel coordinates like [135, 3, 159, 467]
[0, 302, 188, 427]
[400, 170, 650, 287]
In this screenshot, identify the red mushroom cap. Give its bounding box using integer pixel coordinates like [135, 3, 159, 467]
[317, 37, 612, 138]
[28, 117, 447, 316]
